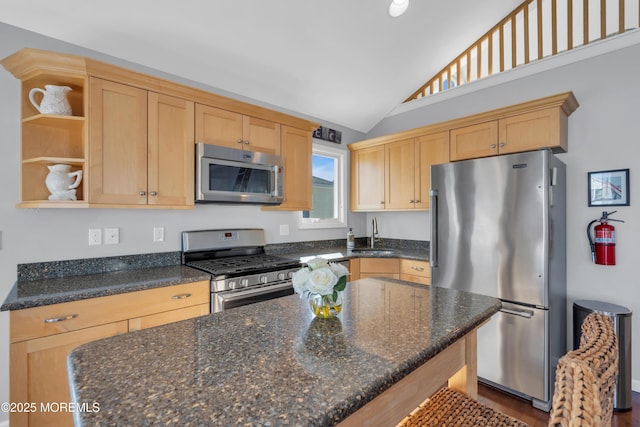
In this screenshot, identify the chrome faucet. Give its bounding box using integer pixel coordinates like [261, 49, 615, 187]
[371, 217, 379, 248]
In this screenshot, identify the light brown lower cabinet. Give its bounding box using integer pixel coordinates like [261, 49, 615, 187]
[9, 280, 210, 427]
[399, 259, 431, 285]
[350, 258, 430, 285]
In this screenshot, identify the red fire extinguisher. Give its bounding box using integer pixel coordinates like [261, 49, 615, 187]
[587, 211, 624, 265]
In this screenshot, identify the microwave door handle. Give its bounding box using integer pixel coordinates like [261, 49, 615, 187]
[273, 165, 282, 196]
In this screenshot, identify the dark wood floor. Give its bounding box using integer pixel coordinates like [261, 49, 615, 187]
[477, 383, 640, 427]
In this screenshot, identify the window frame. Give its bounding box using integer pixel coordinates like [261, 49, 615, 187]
[298, 143, 347, 230]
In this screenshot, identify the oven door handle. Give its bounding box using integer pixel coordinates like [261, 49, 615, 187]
[218, 281, 293, 303]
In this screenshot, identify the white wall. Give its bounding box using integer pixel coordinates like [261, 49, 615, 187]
[0, 23, 368, 423]
[366, 33, 640, 392]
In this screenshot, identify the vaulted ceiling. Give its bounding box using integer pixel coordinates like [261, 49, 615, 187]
[1, 0, 524, 132]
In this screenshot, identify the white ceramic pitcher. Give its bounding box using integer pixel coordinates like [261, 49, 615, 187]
[45, 164, 83, 200]
[28, 85, 73, 115]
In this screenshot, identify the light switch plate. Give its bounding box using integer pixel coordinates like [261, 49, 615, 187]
[104, 228, 119, 245]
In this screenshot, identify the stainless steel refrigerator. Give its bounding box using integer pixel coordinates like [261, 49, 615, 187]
[430, 149, 566, 411]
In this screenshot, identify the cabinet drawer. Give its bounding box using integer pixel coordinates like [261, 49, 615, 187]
[359, 258, 400, 274]
[128, 303, 210, 331]
[10, 281, 210, 342]
[400, 259, 430, 278]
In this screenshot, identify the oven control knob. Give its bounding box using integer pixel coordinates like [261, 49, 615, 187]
[260, 275, 268, 284]
[240, 278, 249, 288]
[287, 271, 294, 279]
[228, 280, 237, 290]
[277, 272, 286, 281]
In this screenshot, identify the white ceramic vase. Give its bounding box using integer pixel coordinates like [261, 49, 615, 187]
[28, 85, 73, 115]
[45, 164, 83, 201]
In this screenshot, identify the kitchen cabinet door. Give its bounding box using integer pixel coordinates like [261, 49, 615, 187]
[415, 131, 449, 210]
[148, 92, 195, 206]
[449, 121, 498, 161]
[498, 107, 567, 154]
[351, 145, 385, 211]
[264, 125, 312, 210]
[195, 104, 280, 154]
[195, 104, 244, 149]
[10, 321, 128, 427]
[89, 78, 148, 205]
[385, 139, 416, 210]
[242, 116, 280, 155]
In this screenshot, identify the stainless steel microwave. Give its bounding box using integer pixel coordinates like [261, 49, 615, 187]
[195, 143, 284, 205]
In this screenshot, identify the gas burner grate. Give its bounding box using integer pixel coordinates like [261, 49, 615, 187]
[187, 254, 299, 275]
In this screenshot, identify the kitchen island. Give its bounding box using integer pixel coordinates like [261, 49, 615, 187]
[68, 278, 500, 426]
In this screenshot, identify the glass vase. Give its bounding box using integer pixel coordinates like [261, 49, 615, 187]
[308, 292, 343, 318]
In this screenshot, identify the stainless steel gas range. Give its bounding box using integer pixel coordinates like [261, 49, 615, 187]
[181, 229, 301, 313]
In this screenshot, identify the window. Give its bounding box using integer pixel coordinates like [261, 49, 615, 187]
[299, 143, 346, 229]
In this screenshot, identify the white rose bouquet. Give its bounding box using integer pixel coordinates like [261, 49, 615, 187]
[292, 257, 349, 303]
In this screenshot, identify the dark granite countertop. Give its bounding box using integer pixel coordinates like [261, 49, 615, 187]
[2, 244, 428, 312]
[68, 278, 500, 426]
[1, 265, 211, 311]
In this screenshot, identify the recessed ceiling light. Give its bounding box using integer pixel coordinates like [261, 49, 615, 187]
[388, 0, 409, 18]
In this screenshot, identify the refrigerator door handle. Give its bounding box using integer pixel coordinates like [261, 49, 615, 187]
[430, 189, 438, 268]
[500, 307, 535, 319]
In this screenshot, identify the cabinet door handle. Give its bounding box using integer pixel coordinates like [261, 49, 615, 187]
[409, 200, 415, 203]
[490, 144, 497, 149]
[499, 142, 506, 147]
[411, 266, 425, 272]
[171, 293, 192, 300]
[44, 314, 78, 323]
[150, 191, 157, 196]
[244, 140, 250, 145]
[415, 200, 420, 203]
[139, 190, 146, 196]
[236, 138, 243, 144]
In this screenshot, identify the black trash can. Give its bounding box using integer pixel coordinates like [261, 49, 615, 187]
[573, 300, 632, 411]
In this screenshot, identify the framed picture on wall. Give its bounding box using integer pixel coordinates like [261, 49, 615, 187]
[588, 168, 630, 206]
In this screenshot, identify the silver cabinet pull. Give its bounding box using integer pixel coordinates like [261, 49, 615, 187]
[44, 314, 78, 323]
[171, 293, 192, 300]
[490, 144, 497, 149]
[150, 191, 157, 196]
[499, 142, 506, 147]
[139, 190, 146, 196]
[236, 138, 243, 144]
[409, 200, 415, 203]
[415, 200, 420, 203]
[244, 140, 250, 145]
[411, 266, 425, 272]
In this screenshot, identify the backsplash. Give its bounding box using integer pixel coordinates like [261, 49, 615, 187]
[17, 252, 181, 281]
[266, 238, 429, 255]
[16, 238, 430, 281]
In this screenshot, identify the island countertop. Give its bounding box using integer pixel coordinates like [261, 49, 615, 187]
[68, 278, 500, 426]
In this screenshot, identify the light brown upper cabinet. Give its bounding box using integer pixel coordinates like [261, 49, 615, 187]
[351, 145, 386, 211]
[450, 106, 571, 161]
[89, 78, 194, 207]
[263, 126, 312, 211]
[2, 48, 318, 208]
[195, 104, 280, 155]
[450, 121, 499, 161]
[351, 131, 449, 212]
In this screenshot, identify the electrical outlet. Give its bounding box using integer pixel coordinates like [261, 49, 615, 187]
[88, 229, 102, 246]
[153, 227, 165, 242]
[104, 228, 120, 244]
[279, 224, 290, 236]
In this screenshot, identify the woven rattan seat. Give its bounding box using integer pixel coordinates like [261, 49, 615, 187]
[397, 313, 618, 427]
